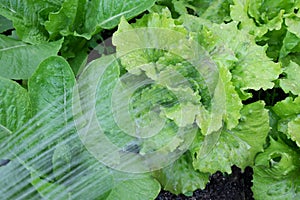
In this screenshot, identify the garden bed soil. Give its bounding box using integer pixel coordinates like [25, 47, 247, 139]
[156, 165, 254, 200]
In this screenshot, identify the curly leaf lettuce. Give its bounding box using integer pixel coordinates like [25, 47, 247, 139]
[152, 152, 209, 195]
[253, 137, 300, 200]
[279, 61, 300, 95]
[273, 96, 300, 147]
[192, 101, 269, 173]
[113, 9, 243, 135]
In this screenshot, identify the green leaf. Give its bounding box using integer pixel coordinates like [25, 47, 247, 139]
[105, 171, 161, 200]
[64, 149, 160, 200]
[280, 61, 300, 95]
[0, 0, 62, 43]
[52, 143, 72, 180]
[285, 12, 300, 38]
[153, 152, 209, 195]
[232, 0, 292, 36]
[63, 150, 114, 199]
[0, 15, 13, 33]
[230, 0, 268, 37]
[44, 0, 86, 39]
[0, 77, 31, 133]
[27, 56, 75, 177]
[31, 171, 70, 200]
[29, 56, 75, 117]
[215, 23, 282, 92]
[0, 78, 32, 197]
[77, 0, 156, 39]
[0, 35, 62, 79]
[273, 97, 300, 147]
[287, 116, 300, 147]
[94, 56, 135, 148]
[112, 10, 188, 74]
[273, 96, 300, 119]
[192, 101, 269, 173]
[187, 0, 233, 23]
[0, 159, 42, 199]
[196, 64, 242, 134]
[181, 16, 282, 99]
[253, 137, 300, 200]
[279, 31, 300, 60]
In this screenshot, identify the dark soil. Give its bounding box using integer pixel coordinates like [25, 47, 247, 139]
[156, 165, 254, 200]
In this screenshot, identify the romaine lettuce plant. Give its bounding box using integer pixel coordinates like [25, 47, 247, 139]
[1, 0, 300, 200]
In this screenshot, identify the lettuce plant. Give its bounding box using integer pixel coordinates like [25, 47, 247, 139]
[1, 0, 300, 200]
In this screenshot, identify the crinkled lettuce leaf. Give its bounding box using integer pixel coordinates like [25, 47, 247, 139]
[279, 61, 300, 95]
[181, 15, 282, 99]
[113, 10, 243, 136]
[191, 101, 269, 173]
[231, 0, 297, 36]
[253, 137, 300, 200]
[166, 0, 233, 23]
[273, 96, 300, 147]
[93, 55, 197, 162]
[152, 151, 209, 195]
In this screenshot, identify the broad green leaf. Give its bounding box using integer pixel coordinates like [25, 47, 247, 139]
[232, 0, 291, 36]
[273, 96, 300, 119]
[80, 0, 156, 38]
[248, 0, 294, 22]
[196, 0, 233, 23]
[29, 56, 75, 117]
[105, 172, 161, 200]
[0, 159, 42, 199]
[153, 152, 209, 195]
[95, 56, 135, 148]
[0, 77, 31, 133]
[113, 10, 188, 74]
[218, 65, 242, 129]
[0, 80, 31, 199]
[62, 150, 114, 200]
[253, 138, 300, 200]
[192, 101, 269, 173]
[63, 149, 160, 200]
[280, 61, 300, 95]
[31, 171, 70, 200]
[0, 77, 31, 160]
[27, 56, 75, 178]
[0, 15, 13, 33]
[0, 35, 63, 79]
